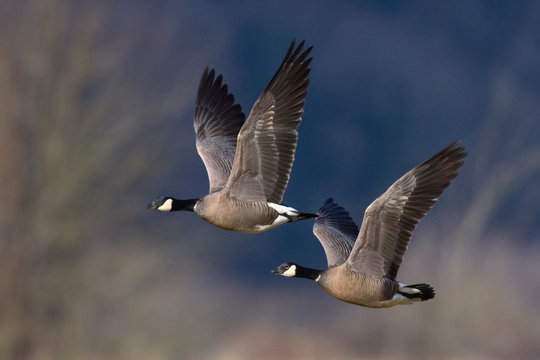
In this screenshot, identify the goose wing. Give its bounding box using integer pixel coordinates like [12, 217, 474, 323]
[346, 141, 467, 279]
[313, 198, 359, 268]
[194, 67, 246, 193]
[225, 39, 312, 202]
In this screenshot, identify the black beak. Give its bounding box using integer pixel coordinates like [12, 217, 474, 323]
[271, 268, 280, 275]
[147, 201, 157, 209]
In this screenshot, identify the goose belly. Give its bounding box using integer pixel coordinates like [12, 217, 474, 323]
[196, 196, 280, 233]
[319, 271, 403, 308]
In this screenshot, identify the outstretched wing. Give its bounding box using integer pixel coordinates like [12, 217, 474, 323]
[225, 39, 312, 203]
[313, 198, 359, 268]
[194, 67, 245, 193]
[347, 141, 467, 279]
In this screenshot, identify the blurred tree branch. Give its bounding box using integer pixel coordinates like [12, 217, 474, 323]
[0, 1, 227, 358]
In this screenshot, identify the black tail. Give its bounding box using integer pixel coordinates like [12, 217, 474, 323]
[399, 283, 435, 301]
[294, 212, 318, 221]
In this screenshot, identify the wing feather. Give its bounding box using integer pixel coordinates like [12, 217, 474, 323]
[226, 40, 312, 203]
[313, 198, 359, 268]
[347, 141, 467, 278]
[194, 67, 245, 193]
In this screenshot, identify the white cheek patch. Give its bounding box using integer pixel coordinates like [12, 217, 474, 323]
[282, 265, 297, 277]
[157, 198, 173, 211]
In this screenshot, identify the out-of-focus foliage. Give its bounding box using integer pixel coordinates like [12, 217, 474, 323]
[0, 0, 539, 359]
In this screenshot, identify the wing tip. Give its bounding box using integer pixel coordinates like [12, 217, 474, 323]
[315, 198, 360, 239]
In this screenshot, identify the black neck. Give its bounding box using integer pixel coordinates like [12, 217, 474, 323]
[171, 198, 198, 212]
[296, 264, 322, 281]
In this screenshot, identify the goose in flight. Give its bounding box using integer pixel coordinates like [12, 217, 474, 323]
[148, 40, 316, 232]
[273, 142, 467, 307]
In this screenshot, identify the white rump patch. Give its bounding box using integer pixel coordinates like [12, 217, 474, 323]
[282, 265, 297, 277]
[398, 283, 421, 294]
[157, 198, 173, 212]
[384, 293, 414, 307]
[368, 293, 414, 308]
[254, 215, 289, 232]
[253, 203, 300, 232]
[267, 202, 300, 216]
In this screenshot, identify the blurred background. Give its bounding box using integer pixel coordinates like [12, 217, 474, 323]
[1, 0, 539, 359]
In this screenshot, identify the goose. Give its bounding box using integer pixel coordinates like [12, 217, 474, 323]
[273, 141, 467, 307]
[148, 40, 317, 233]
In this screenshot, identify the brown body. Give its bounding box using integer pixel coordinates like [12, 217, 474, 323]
[195, 192, 281, 233]
[318, 266, 399, 307]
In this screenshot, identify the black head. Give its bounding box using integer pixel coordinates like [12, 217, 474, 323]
[272, 262, 322, 281]
[272, 262, 299, 277]
[147, 196, 173, 211]
[147, 196, 197, 212]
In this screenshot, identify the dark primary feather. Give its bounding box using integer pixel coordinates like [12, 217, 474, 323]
[347, 141, 467, 279]
[226, 39, 313, 203]
[194, 67, 246, 193]
[313, 198, 360, 268]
